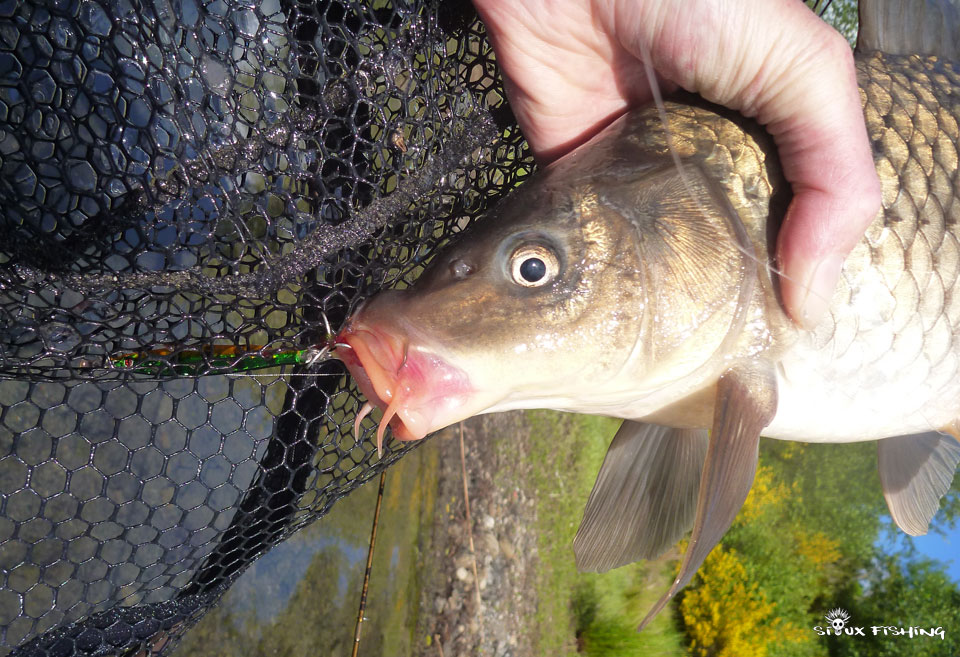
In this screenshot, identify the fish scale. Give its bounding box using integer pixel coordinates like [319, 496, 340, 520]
[772, 53, 960, 442]
[338, 54, 960, 443]
[336, 4, 960, 627]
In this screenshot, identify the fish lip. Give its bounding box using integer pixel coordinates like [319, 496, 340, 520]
[335, 320, 475, 443]
[337, 324, 405, 406]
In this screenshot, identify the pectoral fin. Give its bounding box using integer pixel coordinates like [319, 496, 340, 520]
[573, 422, 709, 573]
[878, 431, 960, 536]
[639, 363, 778, 630]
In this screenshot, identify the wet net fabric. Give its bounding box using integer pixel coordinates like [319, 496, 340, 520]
[0, 1, 530, 654]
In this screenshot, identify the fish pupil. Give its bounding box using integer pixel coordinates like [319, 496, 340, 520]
[520, 257, 546, 282]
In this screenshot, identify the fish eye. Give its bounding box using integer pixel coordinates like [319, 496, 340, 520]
[509, 244, 559, 287]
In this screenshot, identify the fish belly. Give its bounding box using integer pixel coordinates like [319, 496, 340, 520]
[762, 53, 960, 443]
[768, 340, 960, 442]
[766, 215, 960, 443]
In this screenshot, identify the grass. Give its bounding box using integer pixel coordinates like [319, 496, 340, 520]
[522, 410, 688, 656]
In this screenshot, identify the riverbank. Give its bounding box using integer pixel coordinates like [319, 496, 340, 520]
[414, 411, 686, 657]
[173, 410, 687, 657]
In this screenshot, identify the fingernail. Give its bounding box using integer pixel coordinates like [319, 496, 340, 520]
[799, 254, 844, 329]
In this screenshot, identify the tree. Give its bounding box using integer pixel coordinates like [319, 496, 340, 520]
[831, 556, 960, 657]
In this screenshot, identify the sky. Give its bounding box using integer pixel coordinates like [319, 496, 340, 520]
[878, 515, 960, 582]
[909, 524, 960, 581]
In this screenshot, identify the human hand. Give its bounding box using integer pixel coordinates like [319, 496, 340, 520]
[471, 0, 881, 328]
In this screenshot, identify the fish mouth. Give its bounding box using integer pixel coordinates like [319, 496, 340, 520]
[335, 321, 475, 453]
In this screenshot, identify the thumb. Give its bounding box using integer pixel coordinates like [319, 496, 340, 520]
[777, 177, 880, 329]
[770, 48, 882, 328]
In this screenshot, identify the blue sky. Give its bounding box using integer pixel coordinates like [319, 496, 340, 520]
[878, 515, 960, 582]
[909, 525, 960, 581]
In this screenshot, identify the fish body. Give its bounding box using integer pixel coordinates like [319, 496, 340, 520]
[337, 2, 960, 627]
[773, 51, 960, 442]
[341, 51, 960, 442]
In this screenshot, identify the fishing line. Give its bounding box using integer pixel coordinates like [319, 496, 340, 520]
[634, 30, 935, 441]
[636, 38, 832, 312]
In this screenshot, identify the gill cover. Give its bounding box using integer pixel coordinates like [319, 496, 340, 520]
[566, 100, 793, 628]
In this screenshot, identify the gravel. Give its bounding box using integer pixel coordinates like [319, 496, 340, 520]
[415, 413, 540, 657]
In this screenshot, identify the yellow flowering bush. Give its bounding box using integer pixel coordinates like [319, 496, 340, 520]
[681, 544, 778, 657]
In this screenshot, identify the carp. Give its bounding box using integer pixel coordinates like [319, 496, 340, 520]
[337, 0, 960, 625]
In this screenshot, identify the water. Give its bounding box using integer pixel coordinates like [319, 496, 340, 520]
[174, 437, 440, 657]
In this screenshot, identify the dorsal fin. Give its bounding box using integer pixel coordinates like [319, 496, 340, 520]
[857, 0, 960, 58]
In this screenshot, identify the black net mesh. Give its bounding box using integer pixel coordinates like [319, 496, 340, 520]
[0, 1, 530, 654]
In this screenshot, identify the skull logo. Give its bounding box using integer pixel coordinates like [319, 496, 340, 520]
[825, 608, 851, 632]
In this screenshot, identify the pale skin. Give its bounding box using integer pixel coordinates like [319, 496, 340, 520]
[471, 0, 882, 328]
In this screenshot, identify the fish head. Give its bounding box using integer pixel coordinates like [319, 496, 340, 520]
[337, 110, 766, 444]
